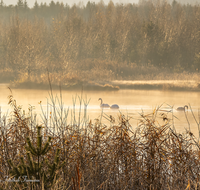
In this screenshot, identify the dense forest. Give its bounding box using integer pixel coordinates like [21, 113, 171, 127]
[0, 0, 200, 87]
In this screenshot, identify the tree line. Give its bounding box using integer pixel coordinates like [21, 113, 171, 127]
[0, 0, 199, 83]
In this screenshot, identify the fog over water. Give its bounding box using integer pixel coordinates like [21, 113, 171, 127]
[0, 83, 200, 137]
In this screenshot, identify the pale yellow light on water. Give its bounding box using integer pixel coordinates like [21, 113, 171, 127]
[0, 83, 200, 136]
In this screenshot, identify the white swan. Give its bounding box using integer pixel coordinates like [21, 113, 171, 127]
[110, 104, 119, 109]
[176, 105, 188, 111]
[98, 98, 110, 108]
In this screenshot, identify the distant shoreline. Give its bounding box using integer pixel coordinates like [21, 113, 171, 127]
[111, 80, 200, 92]
[3, 80, 200, 92]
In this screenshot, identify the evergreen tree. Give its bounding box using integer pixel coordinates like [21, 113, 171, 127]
[24, 0, 28, 9]
[33, 0, 39, 12]
[7, 125, 66, 189]
[172, 0, 178, 7]
[17, 0, 24, 8]
[0, 0, 4, 7]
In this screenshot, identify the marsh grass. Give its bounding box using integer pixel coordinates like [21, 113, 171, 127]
[0, 91, 200, 189]
[111, 79, 200, 91]
[9, 62, 200, 91]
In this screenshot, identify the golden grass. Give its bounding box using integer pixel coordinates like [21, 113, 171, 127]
[111, 79, 200, 91]
[6, 60, 200, 91]
[0, 93, 200, 189]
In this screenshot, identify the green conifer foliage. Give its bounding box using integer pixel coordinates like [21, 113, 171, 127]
[7, 125, 66, 189]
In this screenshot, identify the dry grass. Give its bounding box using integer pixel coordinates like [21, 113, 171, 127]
[8, 60, 200, 91]
[0, 92, 200, 189]
[111, 79, 200, 91]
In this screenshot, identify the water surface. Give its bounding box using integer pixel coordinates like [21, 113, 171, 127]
[0, 84, 199, 137]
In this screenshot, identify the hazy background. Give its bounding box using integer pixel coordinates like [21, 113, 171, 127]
[5, 0, 138, 7]
[1, 0, 200, 88]
[4, 0, 200, 7]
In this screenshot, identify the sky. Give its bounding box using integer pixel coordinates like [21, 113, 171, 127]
[4, 0, 139, 8]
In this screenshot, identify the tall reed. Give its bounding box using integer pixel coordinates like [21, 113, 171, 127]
[0, 91, 200, 189]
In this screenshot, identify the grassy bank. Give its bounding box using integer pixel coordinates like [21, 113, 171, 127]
[111, 79, 200, 91]
[0, 93, 200, 189]
[4, 65, 200, 91]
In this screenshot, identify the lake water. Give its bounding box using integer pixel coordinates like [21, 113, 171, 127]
[0, 83, 200, 137]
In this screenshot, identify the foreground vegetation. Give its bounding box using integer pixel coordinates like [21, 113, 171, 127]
[0, 91, 200, 189]
[0, 0, 200, 88]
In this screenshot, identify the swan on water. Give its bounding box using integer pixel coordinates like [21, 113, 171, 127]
[98, 98, 110, 108]
[176, 105, 188, 111]
[110, 104, 119, 109]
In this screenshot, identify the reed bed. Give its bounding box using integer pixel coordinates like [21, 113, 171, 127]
[0, 91, 200, 190]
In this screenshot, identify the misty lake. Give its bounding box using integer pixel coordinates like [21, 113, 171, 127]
[0, 83, 200, 137]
